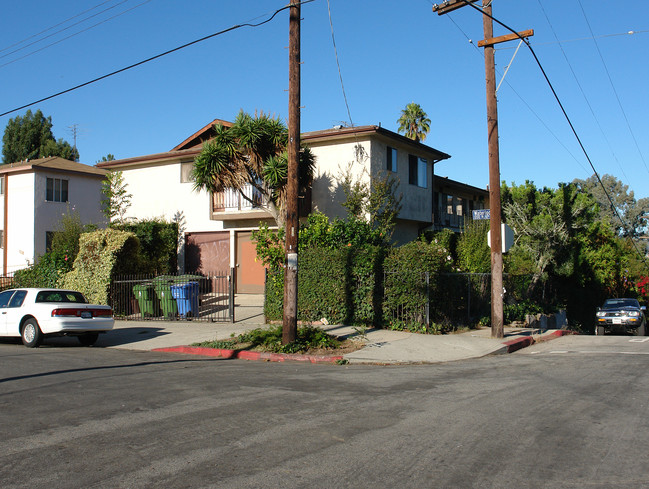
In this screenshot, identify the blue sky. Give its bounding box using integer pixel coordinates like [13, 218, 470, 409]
[1, 0, 648, 197]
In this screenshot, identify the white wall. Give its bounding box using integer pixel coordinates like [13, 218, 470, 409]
[119, 160, 225, 234]
[6, 173, 36, 273]
[310, 139, 372, 220]
[32, 171, 106, 260]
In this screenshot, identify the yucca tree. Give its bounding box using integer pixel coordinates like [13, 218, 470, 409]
[191, 111, 315, 229]
[397, 102, 431, 143]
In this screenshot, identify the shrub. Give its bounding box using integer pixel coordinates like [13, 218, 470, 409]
[60, 228, 140, 304]
[113, 219, 178, 274]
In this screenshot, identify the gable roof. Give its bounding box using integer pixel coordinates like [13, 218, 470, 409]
[170, 118, 233, 151]
[0, 156, 107, 177]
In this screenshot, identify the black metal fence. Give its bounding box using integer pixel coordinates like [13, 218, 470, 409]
[383, 272, 534, 331]
[109, 269, 235, 322]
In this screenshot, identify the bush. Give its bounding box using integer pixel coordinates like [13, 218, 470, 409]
[265, 245, 384, 326]
[113, 219, 178, 274]
[60, 228, 140, 304]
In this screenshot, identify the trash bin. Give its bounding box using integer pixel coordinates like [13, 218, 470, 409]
[171, 281, 200, 318]
[133, 284, 155, 317]
[153, 280, 177, 318]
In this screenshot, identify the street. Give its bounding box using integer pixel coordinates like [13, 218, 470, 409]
[1, 335, 649, 488]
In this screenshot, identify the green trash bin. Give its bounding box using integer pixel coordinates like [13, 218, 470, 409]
[133, 284, 155, 317]
[154, 280, 178, 318]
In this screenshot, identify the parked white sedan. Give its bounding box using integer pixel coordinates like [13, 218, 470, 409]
[0, 288, 114, 347]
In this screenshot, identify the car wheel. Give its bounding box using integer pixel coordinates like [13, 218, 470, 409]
[595, 325, 605, 336]
[78, 333, 99, 347]
[21, 319, 43, 348]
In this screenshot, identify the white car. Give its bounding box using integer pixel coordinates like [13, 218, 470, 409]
[0, 288, 114, 347]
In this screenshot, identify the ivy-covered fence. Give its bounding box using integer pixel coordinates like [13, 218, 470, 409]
[265, 239, 539, 332]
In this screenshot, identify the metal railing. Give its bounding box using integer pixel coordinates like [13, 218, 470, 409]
[109, 269, 235, 322]
[212, 185, 266, 212]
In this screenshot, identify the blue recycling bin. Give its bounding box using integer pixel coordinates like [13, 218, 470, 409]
[170, 281, 200, 318]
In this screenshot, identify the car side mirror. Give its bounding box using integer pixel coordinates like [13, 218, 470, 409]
[642, 306, 647, 311]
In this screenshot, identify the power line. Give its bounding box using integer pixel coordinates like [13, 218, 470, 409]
[536, 0, 629, 183]
[457, 0, 647, 264]
[576, 0, 649, 176]
[0, 2, 312, 118]
[326, 0, 354, 128]
[0, 0, 153, 69]
[0, 0, 118, 54]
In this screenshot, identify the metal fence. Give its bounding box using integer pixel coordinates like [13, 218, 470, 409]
[109, 269, 235, 322]
[383, 271, 534, 330]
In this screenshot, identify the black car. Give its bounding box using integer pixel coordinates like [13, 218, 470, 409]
[596, 298, 646, 336]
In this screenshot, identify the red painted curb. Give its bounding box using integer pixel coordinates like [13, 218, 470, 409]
[152, 346, 344, 364]
[503, 330, 574, 353]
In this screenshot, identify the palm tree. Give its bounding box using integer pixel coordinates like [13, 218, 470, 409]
[191, 111, 315, 229]
[397, 102, 431, 143]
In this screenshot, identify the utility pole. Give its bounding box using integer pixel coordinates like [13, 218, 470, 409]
[282, 1, 300, 344]
[432, 0, 532, 338]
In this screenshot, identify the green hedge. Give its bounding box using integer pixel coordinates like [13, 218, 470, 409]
[265, 245, 384, 326]
[60, 228, 140, 305]
[113, 219, 178, 274]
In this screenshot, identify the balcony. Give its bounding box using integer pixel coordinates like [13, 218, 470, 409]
[211, 184, 312, 221]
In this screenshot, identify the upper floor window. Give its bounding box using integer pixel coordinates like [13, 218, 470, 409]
[180, 161, 194, 183]
[0, 175, 4, 195]
[387, 147, 397, 172]
[46, 177, 68, 202]
[408, 155, 427, 188]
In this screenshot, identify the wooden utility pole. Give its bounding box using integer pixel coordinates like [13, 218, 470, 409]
[432, 0, 532, 338]
[282, 1, 300, 344]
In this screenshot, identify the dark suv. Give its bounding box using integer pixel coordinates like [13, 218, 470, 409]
[596, 298, 646, 336]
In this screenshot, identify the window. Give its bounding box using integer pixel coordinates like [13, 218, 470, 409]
[387, 147, 397, 172]
[180, 161, 193, 183]
[46, 177, 68, 202]
[8, 290, 27, 308]
[0, 175, 4, 195]
[408, 155, 428, 188]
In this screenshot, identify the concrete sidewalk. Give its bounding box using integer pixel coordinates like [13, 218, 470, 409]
[94, 294, 571, 365]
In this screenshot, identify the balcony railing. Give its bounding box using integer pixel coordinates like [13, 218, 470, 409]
[212, 184, 266, 213]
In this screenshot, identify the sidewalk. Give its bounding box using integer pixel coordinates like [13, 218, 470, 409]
[98, 294, 571, 365]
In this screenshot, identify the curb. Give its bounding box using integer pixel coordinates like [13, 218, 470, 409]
[151, 345, 344, 364]
[502, 329, 574, 353]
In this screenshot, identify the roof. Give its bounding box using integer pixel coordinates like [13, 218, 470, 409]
[170, 118, 233, 151]
[0, 157, 108, 177]
[99, 122, 452, 170]
[434, 176, 488, 196]
[302, 125, 451, 162]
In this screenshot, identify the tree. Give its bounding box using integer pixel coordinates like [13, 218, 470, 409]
[2, 109, 79, 164]
[573, 174, 649, 238]
[101, 171, 132, 224]
[97, 154, 116, 163]
[397, 102, 431, 143]
[191, 111, 315, 229]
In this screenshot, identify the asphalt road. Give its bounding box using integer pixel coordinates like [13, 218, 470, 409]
[1, 336, 649, 488]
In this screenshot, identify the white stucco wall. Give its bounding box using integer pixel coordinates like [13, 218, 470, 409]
[32, 171, 106, 260]
[5, 173, 36, 273]
[310, 139, 372, 220]
[119, 160, 225, 234]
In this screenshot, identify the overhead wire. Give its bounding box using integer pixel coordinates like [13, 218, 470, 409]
[0, 0, 118, 54]
[326, 0, 354, 128]
[0, 0, 154, 69]
[456, 0, 647, 264]
[536, 0, 629, 183]
[576, 0, 649, 176]
[443, 10, 590, 176]
[0, 2, 314, 118]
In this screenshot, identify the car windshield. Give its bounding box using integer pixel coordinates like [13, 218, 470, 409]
[603, 298, 639, 308]
[35, 291, 88, 304]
